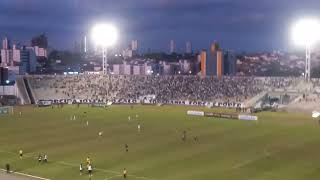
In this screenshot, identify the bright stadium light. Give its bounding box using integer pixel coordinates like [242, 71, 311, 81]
[291, 18, 320, 81]
[91, 23, 118, 47]
[292, 19, 320, 46]
[91, 23, 118, 74]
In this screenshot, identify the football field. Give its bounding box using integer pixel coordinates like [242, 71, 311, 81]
[1, 105, 320, 180]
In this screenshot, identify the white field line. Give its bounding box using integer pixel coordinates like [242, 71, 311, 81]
[0, 169, 51, 180]
[59, 161, 154, 180]
[0, 150, 154, 180]
[104, 174, 122, 180]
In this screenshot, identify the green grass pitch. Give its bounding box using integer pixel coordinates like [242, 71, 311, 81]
[1, 105, 320, 180]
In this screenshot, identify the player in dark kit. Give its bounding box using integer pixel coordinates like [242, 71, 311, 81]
[86, 157, 91, 166]
[5, 163, 10, 173]
[193, 136, 198, 142]
[19, 149, 23, 159]
[125, 144, 129, 152]
[123, 168, 127, 178]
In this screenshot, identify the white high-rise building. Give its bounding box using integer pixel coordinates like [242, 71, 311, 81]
[170, 40, 176, 54]
[113, 62, 132, 75]
[84, 36, 87, 53]
[162, 61, 173, 75]
[1, 37, 12, 67]
[112, 64, 124, 75]
[123, 62, 132, 75]
[133, 65, 143, 75]
[34, 46, 47, 57]
[186, 41, 192, 54]
[144, 63, 153, 75]
[180, 60, 191, 73]
[80, 36, 87, 53]
[2, 37, 9, 50]
[131, 40, 138, 51]
[12, 44, 21, 63]
[122, 48, 133, 59]
[1, 49, 12, 66]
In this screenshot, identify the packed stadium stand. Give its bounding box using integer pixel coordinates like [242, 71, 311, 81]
[25, 75, 304, 104]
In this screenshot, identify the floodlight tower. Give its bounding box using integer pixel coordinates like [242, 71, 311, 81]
[306, 44, 311, 81]
[91, 23, 118, 74]
[292, 18, 320, 81]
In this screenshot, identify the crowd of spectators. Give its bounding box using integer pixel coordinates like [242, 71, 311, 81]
[28, 75, 301, 103]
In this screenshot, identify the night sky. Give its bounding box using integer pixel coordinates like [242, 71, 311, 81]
[0, 0, 319, 52]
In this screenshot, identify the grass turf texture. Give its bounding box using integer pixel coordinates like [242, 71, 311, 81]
[0, 105, 320, 180]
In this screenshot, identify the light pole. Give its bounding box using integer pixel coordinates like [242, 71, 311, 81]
[292, 18, 320, 81]
[305, 44, 311, 81]
[91, 23, 118, 75]
[102, 47, 107, 74]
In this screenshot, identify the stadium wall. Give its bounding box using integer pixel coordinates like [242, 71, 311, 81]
[0, 85, 18, 96]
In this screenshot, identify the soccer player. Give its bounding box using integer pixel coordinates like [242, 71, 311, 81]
[193, 136, 198, 142]
[125, 144, 128, 152]
[44, 154, 48, 163]
[38, 154, 42, 163]
[6, 163, 10, 173]
[19, 149, 23, 159]
[88, 164, 93, 179]
[80, 163, 83, 175]
[123, 168, 127, 179]
[86, 157, 91, 166]
[182, 130, 186, 141]
[138, 124, 141, 133]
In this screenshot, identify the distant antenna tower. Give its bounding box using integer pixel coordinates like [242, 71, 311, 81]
[84, 36, 87, 53]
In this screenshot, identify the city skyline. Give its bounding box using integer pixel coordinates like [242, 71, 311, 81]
[1, 0, 320, 52]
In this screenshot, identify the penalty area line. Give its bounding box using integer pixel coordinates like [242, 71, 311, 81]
[0, 169, 51, 180]
[104, 174, 122, 180]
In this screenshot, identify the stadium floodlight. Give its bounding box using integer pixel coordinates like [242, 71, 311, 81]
[91, 23, 118, 74]
[291, 18, 320, 81]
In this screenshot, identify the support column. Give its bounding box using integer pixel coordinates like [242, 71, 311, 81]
[102, 47, 108, 75]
